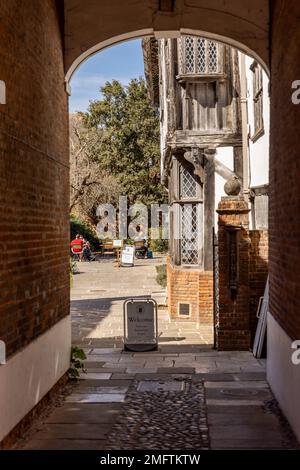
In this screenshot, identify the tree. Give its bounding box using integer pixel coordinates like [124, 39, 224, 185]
[80, 78, 167, 207]
[69, 113, 122, 223]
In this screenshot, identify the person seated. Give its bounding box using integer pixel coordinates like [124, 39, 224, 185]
[134, 238, 148, 258]
[83, 241, 94, 262]
[70, 234, 84, 261]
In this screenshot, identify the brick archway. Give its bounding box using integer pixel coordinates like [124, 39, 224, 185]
[64, 0, 269, 79]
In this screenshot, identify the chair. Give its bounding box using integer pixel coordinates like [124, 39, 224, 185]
[71, 243, 83, 261]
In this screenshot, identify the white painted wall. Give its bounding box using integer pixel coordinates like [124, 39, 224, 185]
[159, 39, 169, 178]
[0, 316, 71, 442]
[214, 53, 270, 228]
[245, 55, 270, 187]
[267, 313, 300, 442]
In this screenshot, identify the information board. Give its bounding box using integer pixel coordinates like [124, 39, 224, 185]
[121, 245, 135, 266]
[113, 239, 123, 248]
[123, 298, 158, 352]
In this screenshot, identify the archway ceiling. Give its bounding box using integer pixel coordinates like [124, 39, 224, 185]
[64, 0, 269, 79]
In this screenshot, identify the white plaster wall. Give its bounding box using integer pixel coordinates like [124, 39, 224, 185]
[267, 313, 300, 443]
[159, 39, 169, 177]
[214, 146, 234, 227]
[245, 55, 269, 187]
[0, 316, 71, 442]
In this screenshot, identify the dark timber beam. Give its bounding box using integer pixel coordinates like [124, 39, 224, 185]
[204, 149, 215, 271]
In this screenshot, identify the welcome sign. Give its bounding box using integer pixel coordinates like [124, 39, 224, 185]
[123, 298, 158, 352]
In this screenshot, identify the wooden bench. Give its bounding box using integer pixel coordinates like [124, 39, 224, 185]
[102, 240, 115, 257]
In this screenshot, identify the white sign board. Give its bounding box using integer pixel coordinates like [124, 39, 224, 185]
[124, 299, 158, 351]
[121, 245, 134, 266]
[113, 239, 123, 248]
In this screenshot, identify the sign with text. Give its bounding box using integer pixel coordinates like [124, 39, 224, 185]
[121, 245, 135, 266]
[113, 239, 123, 248]
[123, 299, 158, 352]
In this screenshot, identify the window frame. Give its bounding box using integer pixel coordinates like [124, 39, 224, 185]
[178, 36, 225, 78]
[250, 60, 264, 142]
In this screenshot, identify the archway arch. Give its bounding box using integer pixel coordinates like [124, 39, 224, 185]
[65, 28, 269, 85]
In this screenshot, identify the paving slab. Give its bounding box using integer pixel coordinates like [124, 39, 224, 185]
[79, 372, 112, 380]
[75, 379, 131, 387]
[205, 388, 272, 400]
[125, 367, 158, 374]
[76, 385, 129, 394]
[206, 399, 265, 406]
[85, 355, 120, 363]
[23, 439, 108, 450]
[83, 362, 105, 368]
[29, 423, 110, 440]
[44, 403, 123, 424]
[233, 372, 266, 381]
[111, 373, 136, 380]
[194, 373, 236, 382]
[157, 367, 195, 374]
[210, 438, 283, 450]
[205, 381, 269, 389]
[206, 404, 265, 415]
[208, 412, 281, 426]
[66, 393, 125, 403]
[209, 424, 282, 441]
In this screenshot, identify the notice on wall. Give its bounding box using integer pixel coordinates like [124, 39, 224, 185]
[121, 245, 135, 266]
[124, 299, 158, 351]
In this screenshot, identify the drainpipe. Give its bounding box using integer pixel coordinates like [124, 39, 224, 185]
[240, 54, 249, 199]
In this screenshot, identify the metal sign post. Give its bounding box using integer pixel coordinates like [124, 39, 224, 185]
[123, 298, 158, 352]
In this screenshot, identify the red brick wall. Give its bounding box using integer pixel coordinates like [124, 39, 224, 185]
[199, 271, 214, 323]
[269, 0, 300, 341]
[167, 257, 213, 323]
[216, 198, 269, 350]
[217, 197, 251, 350]
[249, 230, 268, 341]
[0, 0, 69, 357]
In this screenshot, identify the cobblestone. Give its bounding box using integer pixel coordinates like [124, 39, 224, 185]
[106, 377, 210, 450]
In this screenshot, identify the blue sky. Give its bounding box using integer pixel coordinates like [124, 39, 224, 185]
[69, 39, 145, 113]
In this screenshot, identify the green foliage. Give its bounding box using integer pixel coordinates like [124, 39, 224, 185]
[149, 239, 169, 253]
[155, 264, 167, 288]
[80, 78, 167, 207]
[70, 215, 100, 249]
[70, 258, 77, 288]
[68, 346, 87, 380]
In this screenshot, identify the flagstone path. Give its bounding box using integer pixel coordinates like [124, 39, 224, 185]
[17, 258, 299, 450]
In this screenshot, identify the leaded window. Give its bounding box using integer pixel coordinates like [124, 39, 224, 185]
[251, 61, 264, 140]
[181, 204, 199, 265]
[180, 165, 197, 199]
[178, 37, 223, 76]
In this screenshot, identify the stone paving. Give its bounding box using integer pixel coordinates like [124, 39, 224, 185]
[19, 258, 299, 450]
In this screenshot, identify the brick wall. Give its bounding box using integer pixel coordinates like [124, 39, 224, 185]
[216, 197, 269, 350]
[217, 197, 251, 350]
[249, 230, 268, 341]
[0, 0, 69, 357]
[166, 257, 213, 323]
[269, 0, 300, 341]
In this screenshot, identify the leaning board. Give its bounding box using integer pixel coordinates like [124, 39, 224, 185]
[253, 276, 269, 358]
